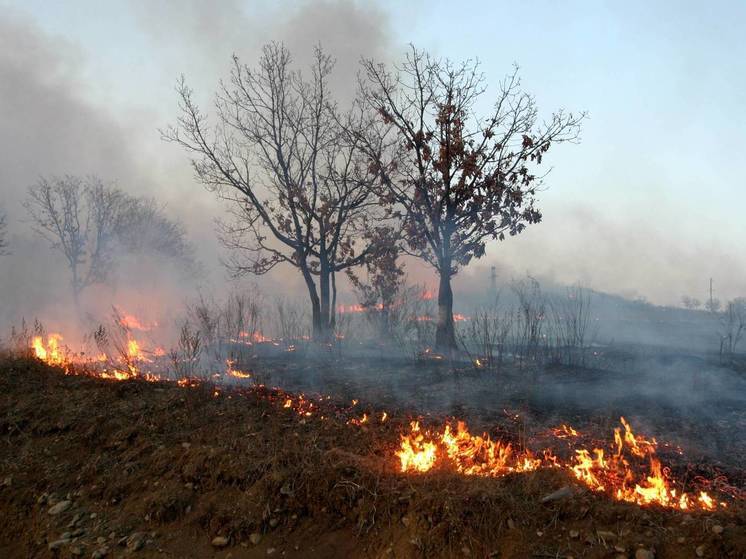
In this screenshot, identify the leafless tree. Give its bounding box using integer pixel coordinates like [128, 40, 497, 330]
[681, 295, 701, 310]
[719, 297, 746, 360]
[358, 46, 584, 349]
[163, 43, 394, 341]
[0, 209, 8, 255]
[24, 175, 194, 306]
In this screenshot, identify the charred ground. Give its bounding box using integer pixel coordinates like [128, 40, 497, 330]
[1, 355, 745, 559]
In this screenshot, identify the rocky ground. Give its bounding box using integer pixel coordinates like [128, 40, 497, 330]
[1, 355, 745, 558]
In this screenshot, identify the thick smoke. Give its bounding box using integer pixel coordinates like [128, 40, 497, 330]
[0, 2, 396, 332]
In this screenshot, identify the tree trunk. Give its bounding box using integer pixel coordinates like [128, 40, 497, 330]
[435, 266, 457, 350]
[299, 261, 325, 342]
[318, 260, 332, 342]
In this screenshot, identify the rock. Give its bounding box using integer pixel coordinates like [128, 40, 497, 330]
[48, 538, 71, 550]
[127, 532, 146, 551]
[676, 537, 685, 544]
[249, 533, 262, 545]
[48, 500, 72, 515]
[712, 524, 724, 535]
[268, 518, 279, 528]
[211, 536, 229, 548]
[72, 528, 85, 537]
[91, 547, 109, 559]
[89, 513, 97, 519]
[635, 549, 655, 559]
[266, 549, 276, 556]
[541, 486, 573, 503]
[70, 546, 83, 556]
[68, 513, 82, 528]
[96, 537, 106, 545]
[695, 545, 706, 557]
[181, 442, 191, 449]
[60, 532, 72, 540]
[506, 518, 516, 530]
[569, 530, 579, 539]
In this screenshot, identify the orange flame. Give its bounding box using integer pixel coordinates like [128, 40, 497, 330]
[396, 417, 720, 511]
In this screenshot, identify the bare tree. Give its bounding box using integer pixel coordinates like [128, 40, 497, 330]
[163, 43, 393, 341]
[358, 47, 584, 349]
[0, 209, 8, 255]
[24, 175, 194, 306]
[681, 295, 701, 310]
[719, 297, 746, 360]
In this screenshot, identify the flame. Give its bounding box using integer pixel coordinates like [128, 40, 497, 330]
[396, 417, 720, 511]
[23, 326, 731, 512]
[553, 424, 580, 439]
[238, 330, 270, 343]
[396, 422, 438, 473]
[32, 334, 64, 365]
[117, 310, 157, 331]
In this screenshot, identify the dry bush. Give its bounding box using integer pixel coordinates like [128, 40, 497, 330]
[388, 285, 436, 359]
[459, 296, 512, 372]
[187, 290, 265, 366]
[509, 277, 546, 368]
[547, 285, 596, 366]
[170, 321, 202, 378]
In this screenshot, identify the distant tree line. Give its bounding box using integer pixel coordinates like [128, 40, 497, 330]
[23, 175, 194, 307]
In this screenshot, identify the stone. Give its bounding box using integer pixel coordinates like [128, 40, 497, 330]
[70, 546, 83, 556]
[48, 500, 72, 515]
[540, 486, 573, 503]
[268, 518, 279, 528]
[91, 547, 109, 559]
[695, 545, 706, 558]
[635, 549, 655, 559]
[48, 538, 71, 550]
[569, 530, 579, 539]
[211, 536, 229, 548]
[249, 533, 262, 545]
[712, 524, 724, 535]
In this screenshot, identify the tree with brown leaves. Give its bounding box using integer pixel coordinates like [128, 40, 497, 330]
[164, 44, 394, 341]
[358, 47, 585, 349]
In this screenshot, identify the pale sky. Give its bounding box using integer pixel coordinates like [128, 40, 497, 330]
[1, 0, 744, 306]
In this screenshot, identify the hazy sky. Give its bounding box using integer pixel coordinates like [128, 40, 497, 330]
[1, 0, 744, 306]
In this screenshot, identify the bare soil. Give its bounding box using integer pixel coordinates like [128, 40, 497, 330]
[1, 355, 744, 558]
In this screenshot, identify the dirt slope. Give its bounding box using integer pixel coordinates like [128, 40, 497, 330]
[0, 356, 744, 558]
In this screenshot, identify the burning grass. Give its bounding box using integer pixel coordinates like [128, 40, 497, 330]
[0, 354, 745, 558]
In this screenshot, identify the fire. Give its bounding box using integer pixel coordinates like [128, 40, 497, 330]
[396, 422, 438, 473]
[396, 420, 542, 477]
[127, 339, 143, 360]
[32, 334, 64, 365]
[553, 424, 580, 439]
[116, 310, 157, 331]
[238, 330, 270, 343]
[396, 417, 722, 511]
[22, 328, 732, 513]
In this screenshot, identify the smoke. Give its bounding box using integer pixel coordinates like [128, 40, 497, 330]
[0, 1, 742, 332]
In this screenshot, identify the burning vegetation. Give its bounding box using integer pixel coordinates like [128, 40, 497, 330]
[1, 37, 745, 559]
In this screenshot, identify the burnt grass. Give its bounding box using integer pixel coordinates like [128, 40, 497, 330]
[1, 355, 745, 558]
